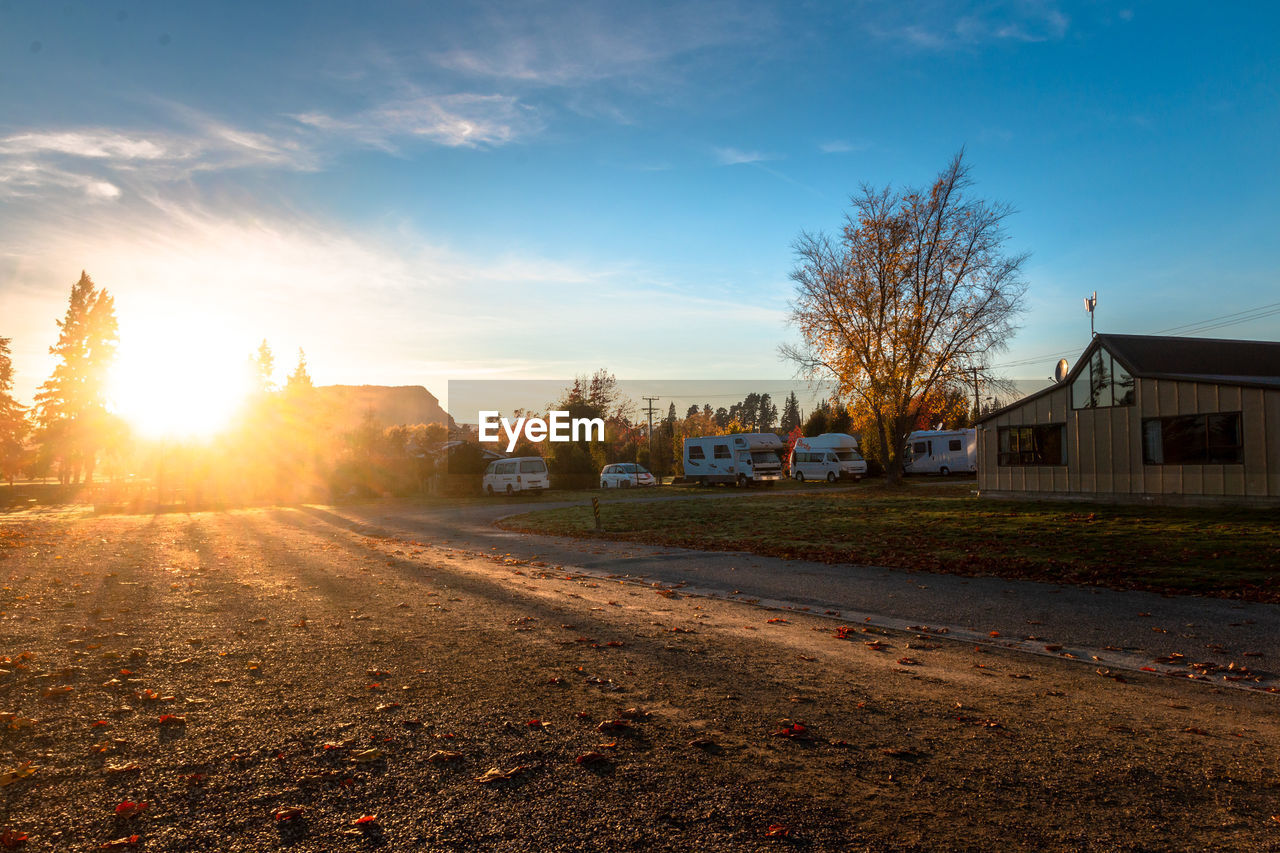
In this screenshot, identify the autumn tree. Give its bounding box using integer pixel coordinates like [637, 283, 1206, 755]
[0, 337, 28, 485]
[33, 272, 120, 484]
[782, 152, 1026, 482]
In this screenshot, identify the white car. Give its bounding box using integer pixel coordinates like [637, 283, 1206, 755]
[599, 463, 657, 489]
[483, 456, 550, 496]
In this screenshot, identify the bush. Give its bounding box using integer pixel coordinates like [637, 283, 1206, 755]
[549, 444, 597, 490]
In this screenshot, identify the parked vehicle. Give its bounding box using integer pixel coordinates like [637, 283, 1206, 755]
[683, 433, 785, 486]
[600, 463, 657, 489]
[483, 456, 550, 495]
[903, 429, 976, 475]
[789, 433, 868, 482]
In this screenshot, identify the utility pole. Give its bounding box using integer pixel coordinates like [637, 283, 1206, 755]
[642, 396, 660, 480]
[970, 366, 981, 423]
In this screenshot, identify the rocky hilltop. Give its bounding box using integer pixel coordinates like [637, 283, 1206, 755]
[315, 384, 453, 429]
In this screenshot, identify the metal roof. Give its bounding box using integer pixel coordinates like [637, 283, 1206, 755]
[977, 333, 1280, 423]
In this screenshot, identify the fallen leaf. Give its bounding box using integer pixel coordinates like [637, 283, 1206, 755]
[0, 828, 28, 848]
[0, 762, 36, 787]
[99, 837, 140, 849]
[273, 807, 303, 821]
[574, 752, 609, 765]
[596, 719, 631, 733]
[427, 750, 463, 763]
[770, 723, 810, 739]
[764, 824, 791, 837]
[104, 763, 142, 775]
[350, 748, 382, 763]
[114, 801, 148, 818]
[476, 765, 531, 784]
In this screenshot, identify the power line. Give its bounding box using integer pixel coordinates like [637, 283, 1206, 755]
[991, 297, 1280, 372]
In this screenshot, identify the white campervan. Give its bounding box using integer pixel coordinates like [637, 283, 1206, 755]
[483, 456, 550, 495]
[789, 433, 868, 482]
[683, 433, 785, 486]
[903, 429, 976, 476]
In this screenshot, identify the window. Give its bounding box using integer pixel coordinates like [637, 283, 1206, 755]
[1072, 348, 1136, 409]
[1142, 412, 1242, 464]
[997, 425, 1065, 466]
[912, 442, 928, 454]
[713, 444, 731, 459]
[948, 439, 962, 452]
[519, 460, 546, 474]
[688, 446, 705, 460]
[497, 462, 516, 475]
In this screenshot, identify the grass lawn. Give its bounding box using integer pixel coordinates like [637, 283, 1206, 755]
[501, 485, 1280, 602]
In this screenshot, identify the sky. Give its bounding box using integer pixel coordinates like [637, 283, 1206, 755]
[2, 0, 1278, 426]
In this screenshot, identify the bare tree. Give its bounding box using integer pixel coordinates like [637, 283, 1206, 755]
[781, 151, 1027, 483]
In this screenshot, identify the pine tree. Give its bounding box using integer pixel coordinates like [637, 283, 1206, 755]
[251, 340, 276, 393]
[0, 337, 28, 486]
[287, 348, 313, 390]
[780, 391, 801, 434]
[33, 272, 118, 484]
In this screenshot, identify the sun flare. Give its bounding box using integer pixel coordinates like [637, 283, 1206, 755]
[108, 313, 253, 440]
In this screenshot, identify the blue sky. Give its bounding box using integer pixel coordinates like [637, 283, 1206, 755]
[2, 1, 1278, 419]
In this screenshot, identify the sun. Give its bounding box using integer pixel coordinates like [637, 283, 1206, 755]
[108, 312, 254, 440]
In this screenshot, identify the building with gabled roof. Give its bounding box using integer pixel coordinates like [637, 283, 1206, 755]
[975, 334, 1280, 505]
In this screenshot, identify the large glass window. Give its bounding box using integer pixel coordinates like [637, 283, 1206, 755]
[713, 444, 731, 459]
[1142, 413, 1243, 464]
[688, 446, 705, 460]
[997, 425, 1066, 466]
[1072, 348, 1135, 409]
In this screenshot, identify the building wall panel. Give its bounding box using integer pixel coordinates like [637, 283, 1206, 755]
[1243, 387, 1268, 496]
[1266, 390, 1280, 497]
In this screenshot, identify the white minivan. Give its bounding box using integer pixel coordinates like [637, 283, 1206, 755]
[483, 456, 550, 495]
[789, 433, 868, 482]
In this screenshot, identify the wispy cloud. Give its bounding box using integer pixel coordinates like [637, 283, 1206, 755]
[714, 146, 776, 166]
[427, 2, 775, 90]
[0, 114, 319, 202]
[866, 2, 1070, 50]
[291, 93, 540, 151]
[0, 159, 123, 201]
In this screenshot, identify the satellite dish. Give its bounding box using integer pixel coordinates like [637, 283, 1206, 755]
[1054, 359, 1070, 383]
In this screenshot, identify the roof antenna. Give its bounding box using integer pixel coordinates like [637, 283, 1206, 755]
[1083, 291, 1097, 337]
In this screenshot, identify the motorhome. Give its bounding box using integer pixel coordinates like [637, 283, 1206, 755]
[789, 433, 868, 482]
[903, 429, 976, 475]
[483, 456, 550, 495]
[683, 433, 785, 485]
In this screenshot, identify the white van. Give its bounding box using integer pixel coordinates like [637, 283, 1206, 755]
[903, 429, 976, 476]
[683, 433, 785, 485]
[483, 456, 550, 495]
[789, 433, 868, 482]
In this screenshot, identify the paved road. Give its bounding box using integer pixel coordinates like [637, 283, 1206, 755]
[307, 494, 1280, 692]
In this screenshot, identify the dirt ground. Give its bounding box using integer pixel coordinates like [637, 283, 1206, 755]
[1, 507, 1278, 851]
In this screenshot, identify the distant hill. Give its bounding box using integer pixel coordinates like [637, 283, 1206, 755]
[315, 385, 453, 430]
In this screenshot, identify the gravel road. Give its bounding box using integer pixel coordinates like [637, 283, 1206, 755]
[1, 505, 1277, 851]
[339, 496, 1280, 687]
